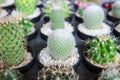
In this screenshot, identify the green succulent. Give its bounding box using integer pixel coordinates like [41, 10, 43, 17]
[48, 29, 75, 60]
[0, 22, 24, 67]
[0, 0, 6, 4]
[83, 5, 104, 29]
[15, 0, 38, 15]
[87, 36, 118, 65]
[38, 65, 79, 80]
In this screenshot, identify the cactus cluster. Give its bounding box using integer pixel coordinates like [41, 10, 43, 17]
[87, 36, 118, 65]
[0, 67, 20, 80]
[15, 0, 38, 15]
[83, 5, 104, 29]
[48, 29, 75, 60]
[112, 1, 120, 18]
[38, 65, 78, 80]
[0, 22, 24, 67]
[101, 64, 120, 80]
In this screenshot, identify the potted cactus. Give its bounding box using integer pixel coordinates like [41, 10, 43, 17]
[82, 35, 119, 74]
[0, 0, 14, 8]
[38, 29, 80, 67]
[40, 0, 74, 37]
[38, 65, 79, 80]
[11, 0, 41, 22]
[99, 63, 120, 80]
[0, 22, 35, 73]
[77, 5, 111, 40]
[107, 0, 120, 23]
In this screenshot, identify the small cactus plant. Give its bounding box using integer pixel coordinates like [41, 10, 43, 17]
[38, 65, 79, 80]
[87, 36, 118, 65]
[15, 0, 38, 15]
[112, 1, 120, 18]
[0, 22, 24, 67]
[48, 29, 75, 60]
[101, 63, 120, 80]
[83, 5, 104, 29]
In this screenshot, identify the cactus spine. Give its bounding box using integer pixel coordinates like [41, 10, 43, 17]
[112, 1, 120, 18]
[15, 0, 38, 15]
[48, 29, 75, 60]
[0, 22, 24, 67]
[83, 5, 104, 29]
[87, 36, 118, 65]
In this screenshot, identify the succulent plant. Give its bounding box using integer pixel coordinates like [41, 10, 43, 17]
[0, 0, 6, 4]
[48, 29, 75, 60]
[101, 63, 120, 80]
[83, 5, 104, 29]
[38, 65, 79, 80]
[51, 7, 64, 30]
[87, 36, 118, 65]
[0, 22, 24, 67]
[15, 0, 38, 15]
[0, 67, 20, 80]
[112, 1, 120, 18]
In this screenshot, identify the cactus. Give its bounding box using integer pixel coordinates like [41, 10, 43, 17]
[0, 0, 6, 4]
[38, 65, 79, 80]
[0, 22, 24, 67]
[101, 63, 120, 80]
[51, 7, 64, 30]
[48, 29, 75, 60]
[0, 67, 20, 80]
[112, 1, 120, 18]
[87, 36, 118, 65]
[83, 5, 104, 29]
[15, 0, 38, 15]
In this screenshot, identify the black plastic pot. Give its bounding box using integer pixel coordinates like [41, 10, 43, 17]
[81, 46, 105, 74]
[106, 9, 120, 23]
[113, 21, 120, 38]
[102, 1, 113, 10]
[15, 46, 35, 73]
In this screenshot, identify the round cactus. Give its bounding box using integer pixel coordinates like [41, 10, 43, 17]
[0, 22, 24, 67]
[87, 36, 118, 65]
[15, 0, 38, 15]
[48, 29, 75, 60]
[112, 1, 120, 18]
[51, 7, 64, 30]
[38, 65, 79, 80]
[83, 5, 104, 29]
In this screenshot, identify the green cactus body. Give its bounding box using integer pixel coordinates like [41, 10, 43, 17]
[38, 66, 78, 80]
[83, 5, 104, 29]
[15, 0, 38, 15]
[51, 7, 64, 30]
[0, 0, 6, 4]
[112, 1, 120, 18]
[87, 36, 118, 65]
[0, 22, 24, 67]
[48, 29, 75, 60]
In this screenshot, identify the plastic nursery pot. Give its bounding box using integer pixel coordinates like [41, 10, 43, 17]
[15, 46, 35, 73]
[102, 1, 113, 10]
[113, 21, 120, 38]
[81, 46, 106, 74]
[106, 9, 120, 23]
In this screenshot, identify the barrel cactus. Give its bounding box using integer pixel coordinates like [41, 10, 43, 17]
[15, 0, 38, 15]
[87, 36, 118, 65]
[0, 22, 24, 67]
[38, 65, 79, 80]
[48, 29, 75, 60]
[112, 1, 120, 18]
[51, 7, 64, 30]
[83, 5, 104, 29]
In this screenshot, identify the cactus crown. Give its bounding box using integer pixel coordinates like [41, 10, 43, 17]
[101, 63, 120, 80]
[0, 22, 24, 67]
[48, 29, 75, 60]
[15, 0, 38, 15]
[38, 65, 78, 80]
[87, 35, 118, 65]
[112, 1, 120, 18]
[83, 5, 104, 29]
